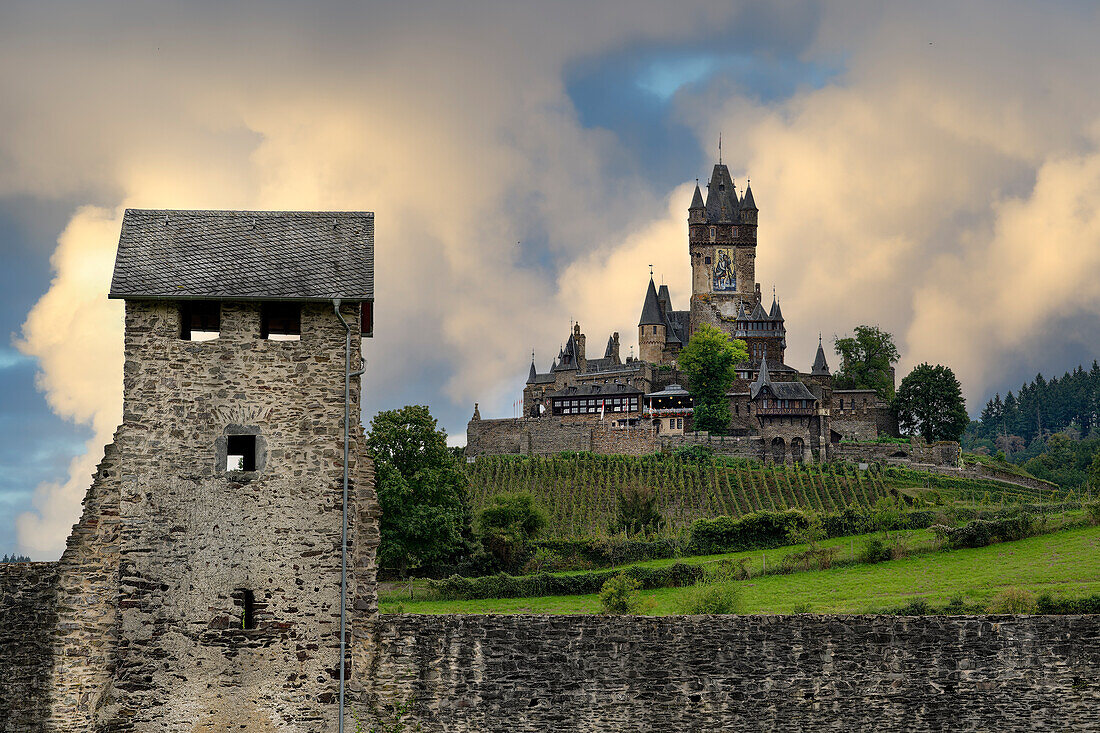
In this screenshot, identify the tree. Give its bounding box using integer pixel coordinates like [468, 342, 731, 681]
[833, 325, 900, 399]
[610, 484, 662, 536]
[894, 363, 969, 442]
[476, 492, 547, 570]
[678, 323, 748, 434]
[367, 405, 473, 576]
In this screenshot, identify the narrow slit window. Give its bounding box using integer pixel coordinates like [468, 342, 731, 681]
[261, 302, 301, 341]
[234, 588, 257, 629]
[226, 434, 257, 471]
[180, 301, 220, 341]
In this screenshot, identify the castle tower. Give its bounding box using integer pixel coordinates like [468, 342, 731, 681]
[688, 162, 759, 340]
[638, 277, 666, 363]
[101, 210, 377, 730]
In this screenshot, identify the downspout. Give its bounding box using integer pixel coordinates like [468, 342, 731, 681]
[333, 299, 365, 733]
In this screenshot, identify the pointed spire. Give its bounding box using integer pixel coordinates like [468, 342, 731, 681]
[769, 287, 778, 318]
[750, 300, 769, 320]
[812, 334, 830, 376]
[639, 277, 663, 326]
[737, 300, 747, 319]
[527, 353, 538, 384]
[741, 179, 757, 210]
[690, 181, 704, 210]
[750, 354, 771, 399]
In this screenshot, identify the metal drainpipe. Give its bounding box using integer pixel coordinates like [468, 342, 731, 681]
[333, 299, 364, 733]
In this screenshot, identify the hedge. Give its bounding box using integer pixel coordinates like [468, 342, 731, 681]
[429, 562, 703, 601]
[530, 537, 680, 569]
[931, 512, 1039, 549]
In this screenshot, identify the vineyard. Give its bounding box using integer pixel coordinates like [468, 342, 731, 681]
[465, 453, 1061, 539]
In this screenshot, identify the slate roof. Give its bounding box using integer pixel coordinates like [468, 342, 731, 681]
[667, 310, 690, 344]
[690, 184, 705, 209]
[639, 278, 663, 326]
[741, 183, 757, 210]
[750, 355, 816, 401]
[812, 337, 831, 376]
[704, 164, 739, 223]
[548, 383, 643, 398]
[109, 209, 374, 301]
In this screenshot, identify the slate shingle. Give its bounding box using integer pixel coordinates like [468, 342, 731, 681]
[109, 209, 374, 301]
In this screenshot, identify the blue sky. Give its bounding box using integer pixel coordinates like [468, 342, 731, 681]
[3, 1, 1100, 557]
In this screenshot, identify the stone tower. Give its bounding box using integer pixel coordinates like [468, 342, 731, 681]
[687, 164, 760, 339]
[95, 209, 378, 731]
[638, 277, 666, 363]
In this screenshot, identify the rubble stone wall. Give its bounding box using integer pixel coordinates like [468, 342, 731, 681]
[363, 613, 1100, 733]
[0, 563, 58, 733]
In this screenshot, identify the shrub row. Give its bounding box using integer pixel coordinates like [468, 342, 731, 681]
[529, 537, 680, 570]
[931, 512, 1040, 549]
[428, 562, 703, 601]
[685, 507, 939, 556]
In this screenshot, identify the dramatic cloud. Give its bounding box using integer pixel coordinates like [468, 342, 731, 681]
[5, 1, 1100, 556]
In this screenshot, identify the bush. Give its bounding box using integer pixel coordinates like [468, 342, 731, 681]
[780, 546, 839, 572]
[428, 562, 703, 601]
[931, 511, 1039, 549]
[677, 582, 740, 615]
[600, 574, 642, 614]
[1036, 592, 1100, 614]
[987, 587, 1038, 614]
[610, 484, 662, 536]
[705, 557, 751, 582]
[687, 510, 811, 555]
[857, 537, 892, 564]
[1086, 500, 1100, 526]
[670, 444, 714, 461]
[529, 537, 679, 571]
[477, 493, 547, 570]
[521, 547, 565, 574]
[791, 602, 813, 614]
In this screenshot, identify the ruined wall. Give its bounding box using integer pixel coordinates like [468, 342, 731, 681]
[105, 300, 377, 732]
[364, 614, 1100, 733]
[0, 563, 58, 733]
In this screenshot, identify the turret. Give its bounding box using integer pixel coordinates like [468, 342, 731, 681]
[740, 181, 758, 226]
[638, 277, 666, 364]
[688, 182, 705, 225]
[812, 335, 830, 376]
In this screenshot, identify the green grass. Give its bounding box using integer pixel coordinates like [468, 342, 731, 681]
[465, 453, 1059, 539]
[380, 524, 1100, 615]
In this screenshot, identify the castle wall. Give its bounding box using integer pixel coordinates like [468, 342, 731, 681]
[105, 300, 377, 732]
[0, 563, 58, 732]
[363, 614, 1100, 732]
[466, 417, 526, 456]
[658, 432, 765, 458]
[590, 424, 659, 456]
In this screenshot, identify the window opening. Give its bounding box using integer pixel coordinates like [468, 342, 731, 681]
[705, 256, 711, 265]
[261, 302, 301, 341]
[226, 434, 257, 471]
[180, 301, 220, 341]
[236, 588, 257, 629]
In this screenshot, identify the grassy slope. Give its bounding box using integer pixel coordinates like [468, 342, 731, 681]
[466, 454, 1058, 539]
[381, 524, 1100, 615]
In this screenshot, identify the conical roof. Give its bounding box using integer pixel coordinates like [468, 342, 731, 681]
[772, 299, 784, 321]
[812, 336, 830, 376]
[750, 300, 769, 320]
[527, 359, 538, 384]
[689, 184, 704, 210]
[750, 354, 771, 399]
[741, 182, 757, 210]
[605, 335, 616, 359]
[736, 300, 747, 319]
[639, 277, 663, 326]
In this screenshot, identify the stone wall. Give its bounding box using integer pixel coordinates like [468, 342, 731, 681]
[0, 563, 58, 733]
[590, 424, 659, 456]
[465, 417, 525, 456]
[658, 431, 764, 458]
[363, 614, 1100, 733]
[103, 300, 377, 732]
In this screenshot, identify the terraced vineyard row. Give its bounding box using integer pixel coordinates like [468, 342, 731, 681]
[465, 454, 1063, 538]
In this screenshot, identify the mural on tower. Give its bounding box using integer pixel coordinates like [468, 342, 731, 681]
[712, 248, 736, 291]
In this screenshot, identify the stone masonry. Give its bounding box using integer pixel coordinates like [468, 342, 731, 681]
[365, 614, 1100, 732]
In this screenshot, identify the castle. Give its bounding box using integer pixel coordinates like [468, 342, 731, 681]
[470, 161, 897, 461]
